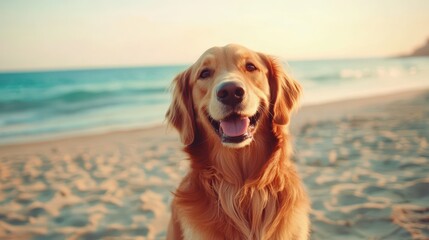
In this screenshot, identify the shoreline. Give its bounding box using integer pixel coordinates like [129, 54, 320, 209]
[1, 87, 428, 150]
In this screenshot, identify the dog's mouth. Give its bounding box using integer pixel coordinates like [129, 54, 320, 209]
[209, 111, 261, 144]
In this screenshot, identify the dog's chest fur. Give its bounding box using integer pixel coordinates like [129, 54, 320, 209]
[177, 176, 293, 240]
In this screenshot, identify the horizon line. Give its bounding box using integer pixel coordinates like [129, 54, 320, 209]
[0, 55, 418, 74]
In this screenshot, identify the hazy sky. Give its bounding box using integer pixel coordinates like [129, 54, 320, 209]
[0, 0, 428, 71]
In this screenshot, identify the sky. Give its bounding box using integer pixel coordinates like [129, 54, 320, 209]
[0, 0, 428, 71]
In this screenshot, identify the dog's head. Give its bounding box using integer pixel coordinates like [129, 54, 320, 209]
[166, 44, 301, 148]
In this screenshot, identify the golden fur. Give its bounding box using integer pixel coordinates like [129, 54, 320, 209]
[166, 44, 310, 240]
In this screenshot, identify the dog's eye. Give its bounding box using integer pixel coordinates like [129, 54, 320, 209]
[199, 69, 211, 79]
[246, 63, 257, 72]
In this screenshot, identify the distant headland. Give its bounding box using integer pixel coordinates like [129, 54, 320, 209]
[401, 38, 429, 57]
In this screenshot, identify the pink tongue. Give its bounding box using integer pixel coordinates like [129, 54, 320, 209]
[220, 117, 250, 137]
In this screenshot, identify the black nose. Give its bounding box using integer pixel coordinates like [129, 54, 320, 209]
[216, 81, 245, 106]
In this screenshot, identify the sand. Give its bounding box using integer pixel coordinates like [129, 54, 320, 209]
[1, 89, 428, 240]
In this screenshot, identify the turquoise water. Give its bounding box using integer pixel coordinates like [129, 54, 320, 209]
[1, 57, 428, 144]
[0, 66, 187, 144]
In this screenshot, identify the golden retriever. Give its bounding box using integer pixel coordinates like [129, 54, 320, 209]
[166, 44, 310, 240]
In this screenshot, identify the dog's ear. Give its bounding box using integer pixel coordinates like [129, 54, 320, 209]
[165, 68, 196, 145]
[261, 55, 302, 125]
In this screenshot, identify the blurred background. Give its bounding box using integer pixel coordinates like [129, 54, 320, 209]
[0, 1, 428, 239]
[1, 0, 428, 144]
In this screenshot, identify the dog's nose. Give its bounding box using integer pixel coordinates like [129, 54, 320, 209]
[216, 81, 245, 106]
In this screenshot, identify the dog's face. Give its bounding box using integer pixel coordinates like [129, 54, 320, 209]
[166, 44, 301, 148]
[192, 45, 271, 148]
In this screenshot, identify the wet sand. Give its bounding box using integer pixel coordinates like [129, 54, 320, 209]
[1, 89, 428, 239]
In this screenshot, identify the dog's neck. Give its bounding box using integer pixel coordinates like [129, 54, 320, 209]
[185, 122, 292, 186]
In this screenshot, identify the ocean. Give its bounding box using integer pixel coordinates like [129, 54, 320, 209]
[1, 57, 428, 145]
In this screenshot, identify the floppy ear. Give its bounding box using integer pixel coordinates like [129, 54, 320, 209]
[263, 55, 302, 125]
[165, 68, 196, 145]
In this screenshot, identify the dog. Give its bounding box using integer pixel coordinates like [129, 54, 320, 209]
[166, 44, 310, 240]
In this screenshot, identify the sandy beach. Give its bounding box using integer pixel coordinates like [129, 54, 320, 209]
[1, 88, 429, 240]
